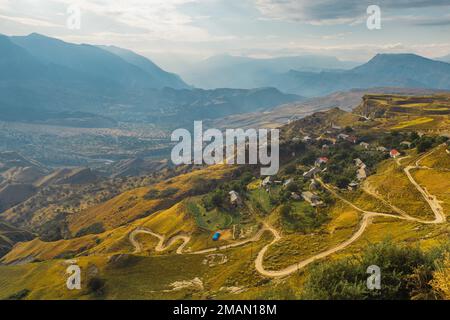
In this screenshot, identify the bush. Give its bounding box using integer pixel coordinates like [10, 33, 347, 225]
[301, 240, 447, 300]
[87, 276, 106, 296]
[75, 222, 105, 237]
[6, 289, 30, 300]
[417, 139, 433, 153]
[144, 189, 160, 200]
[159, 187, 179, 198]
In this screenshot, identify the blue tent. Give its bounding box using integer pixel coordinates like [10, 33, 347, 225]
[212, 232, 221, 241]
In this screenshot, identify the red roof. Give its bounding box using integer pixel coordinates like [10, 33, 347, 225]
[390, 149, 400, 155]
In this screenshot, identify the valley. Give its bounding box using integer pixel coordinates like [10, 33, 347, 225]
[1, 0, 450, 304]
[0, 94, 448, 300]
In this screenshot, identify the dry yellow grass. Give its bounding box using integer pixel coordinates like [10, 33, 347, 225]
[392, 117, 434, 129]
[419, 145, 450, 169]
[365, 160, 435, 219]
[413, 169, 450, 219]
[67, 164, 234, 235]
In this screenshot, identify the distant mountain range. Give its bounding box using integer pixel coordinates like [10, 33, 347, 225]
[9, 33, 189, 90]
[181, 53, 450, 97]
[210, 87, 448, 130]
[0, 33, 301, 126]
[262, 53, 450, 97]
[180, 54, 358, 89]
[437, 54, 450, 63]
[2, 33, 450, 126]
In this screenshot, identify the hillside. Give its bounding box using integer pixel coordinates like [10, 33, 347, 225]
[11, 33, 189, 91]
[0, 33, 301, 126]
[0, 94, 448, 300]
[181, 54, 357, 89]
[211, 88, 446, 130]
[0, 221, 34, 258]
[98, 45, 188, 90]
[270, 54, 450, 96]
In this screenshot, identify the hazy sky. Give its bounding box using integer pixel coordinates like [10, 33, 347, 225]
[1, 0, 450, 72]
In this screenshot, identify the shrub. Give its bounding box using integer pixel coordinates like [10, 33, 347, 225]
[301, 240, 446, 300]
[75, 222, 105, 237]
[159, 187, 179, 198]
[86, 276, 106, 296]
[144, 189, 160, 200]
[6, 289, 30, 300]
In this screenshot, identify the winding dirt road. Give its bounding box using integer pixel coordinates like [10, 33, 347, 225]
[129, 225, 274, 256]
[130, 145, 447, 278]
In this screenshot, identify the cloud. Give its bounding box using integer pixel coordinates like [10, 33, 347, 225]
[414, 17, 450, 26]
[0, 14, 59, 27]
[0, 0, 227, 42]
[253, 0, 450, 24]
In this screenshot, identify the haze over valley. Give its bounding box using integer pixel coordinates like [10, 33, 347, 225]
[0, 0, 449, 301]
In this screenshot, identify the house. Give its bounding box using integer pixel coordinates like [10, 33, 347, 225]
[401, 141, 412, 148]
[291, 192, 302, 200]
[357, 165, 369, 181]
[310, 179, 319, 191]
[303, 167, 321, 178]
[292, 137, 301, 143]
[360, 142, 370, 149]
[322, 144, 330, 150]
[337, 133, 350, 140]
[331, 123, 342, 130]
[302, 136, 312, 143]
[348, 181, 359, 191]
[354, 158, 364, 167]
[301, 191, 323, 207]
[354, 158, 368, 181]
[283, 179, 293, 187]
[229, 191, 242, 206]
[346, 135, 358, 144]
[390, 149, 401, 158]
[261, 176, 272, 187]
[315, 157, 329, 167]
[377, 146, 388, 152]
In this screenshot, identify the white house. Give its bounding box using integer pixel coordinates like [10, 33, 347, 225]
[401, 141, 412, 148]
[303, 167, 321, 178]
[291, 192, 302, 200]
[301, 191, 323, 207]
[283, 179, 293, 187]
[357, 165, 369, 181]
[261, 176, 272, 187]
[229, 191, 242, 206]
[354, 158, 364, 167]
[360, 142, 370, 149]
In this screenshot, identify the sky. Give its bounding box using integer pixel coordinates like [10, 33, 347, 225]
[1, 0, 450, 72]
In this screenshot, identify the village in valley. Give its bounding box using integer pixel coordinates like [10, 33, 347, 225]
[224, 120, 416, 217]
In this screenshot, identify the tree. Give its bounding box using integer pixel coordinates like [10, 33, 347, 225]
[417, 139, 433, 153]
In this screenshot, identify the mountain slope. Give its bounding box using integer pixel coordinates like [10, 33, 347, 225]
[0, 34, 301, 125]
[437, 54, 450, 63]
[271, 54, 450, 96]
[0, 221, 34, 258]
[10, 33, 179, 90]
[181, 54, 357, 89]
[99, 45, 189, 89]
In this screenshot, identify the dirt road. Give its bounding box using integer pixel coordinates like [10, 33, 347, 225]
[130, 145, 447, 278]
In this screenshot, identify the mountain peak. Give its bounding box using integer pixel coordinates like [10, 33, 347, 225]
[27, 32, 52, 39]
[369, 53, 431, 64]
